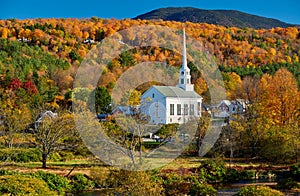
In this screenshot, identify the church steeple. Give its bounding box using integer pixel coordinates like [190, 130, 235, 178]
[177, 29, 194, 91]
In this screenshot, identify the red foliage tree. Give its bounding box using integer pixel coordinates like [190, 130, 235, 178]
[9, 78, 22, 90]
[23, 80, 38, 94]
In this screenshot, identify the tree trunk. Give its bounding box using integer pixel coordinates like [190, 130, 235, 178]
[230, 144, 233, 167]
[251, 142, 256, 158]
[42, 153, 48, 168]
[139, 137, 143, 165]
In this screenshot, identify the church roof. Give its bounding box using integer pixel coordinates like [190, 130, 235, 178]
[153, 86, 202, 99]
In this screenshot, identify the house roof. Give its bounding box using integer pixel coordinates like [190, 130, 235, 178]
[235, 99, 249, 106]
[218, 100, 231, 106]
[36, 111, 57, 123]
[152, 86, 202, 99]
[111, 106, 133, 115]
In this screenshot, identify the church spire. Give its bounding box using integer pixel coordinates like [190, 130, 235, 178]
[182, 28, 188, 69]
[177, 28, 194, 91]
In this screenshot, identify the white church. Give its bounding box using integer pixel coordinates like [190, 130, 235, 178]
[140, 29, 202, 124]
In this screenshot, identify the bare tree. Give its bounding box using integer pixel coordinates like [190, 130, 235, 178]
[102, 113, 153, 168]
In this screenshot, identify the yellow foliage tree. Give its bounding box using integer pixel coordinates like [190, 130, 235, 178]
[1, 27, 9, 38]
[258, 68, 299, 127]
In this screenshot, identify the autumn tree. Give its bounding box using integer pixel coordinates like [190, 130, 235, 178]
[156, 123, 179, 144]
[247, 68, 300, 161]
[29, 111, 75, 168]
[0, 97, 31, 148]
[1, 27, 10, 38]
[214, 122, 242, 161]
[222, 72, 242, 100]
[258, 68, 299, 127]
[120, 89, 141, 106]
[75, 108, 156, 169]
[195, 114, 210, 157]
[233, 104, 269, 158]
[112, 115, 151, 167]
[239, 76, 261, 103]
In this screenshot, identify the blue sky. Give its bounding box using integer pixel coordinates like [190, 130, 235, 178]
[1, 0, 300, 24]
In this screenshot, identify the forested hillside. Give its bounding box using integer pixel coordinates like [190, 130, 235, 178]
[0, 18, 299, 96]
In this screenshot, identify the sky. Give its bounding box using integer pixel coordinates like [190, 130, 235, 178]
[1, 0, 300, 25]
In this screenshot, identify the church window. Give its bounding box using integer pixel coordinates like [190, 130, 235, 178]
[152, 93, 154, 98]
[170, 118, 172, 122]
[181, 71, 184, 75]
[184, 104, 188, 115]
[187, 79, 189, 84]
[197, 102, 201, 115]
[181, 79, 184, 84]
[177, 104, 181, 115]
[170, 104, 174, 115]
[190, 104, 194, 115]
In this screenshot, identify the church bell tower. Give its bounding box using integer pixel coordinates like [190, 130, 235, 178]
[177, 29, 194, 91]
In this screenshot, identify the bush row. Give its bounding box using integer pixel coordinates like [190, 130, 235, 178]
[0, 148, 85, 163]
[0, 148, 41, 162]
[0, 170, 95, 195]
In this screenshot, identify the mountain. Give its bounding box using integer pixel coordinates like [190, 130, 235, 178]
[134, 7, 295, 29]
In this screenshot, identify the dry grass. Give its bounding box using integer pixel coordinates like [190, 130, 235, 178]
[0, 156, 290, 177]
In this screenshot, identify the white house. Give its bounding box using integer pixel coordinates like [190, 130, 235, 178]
[111, 106, 135, 116]
[212, 99, 248, 118]
[18, 37, 30, 43]
[83, 38, 95, 44]
[230, 99, 248, 114]
[34, 110, 57, 129]
[140, 29, 202, 124]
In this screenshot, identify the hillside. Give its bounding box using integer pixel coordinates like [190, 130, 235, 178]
[135, 7, 295, 29]
[0, 18, 299, 99]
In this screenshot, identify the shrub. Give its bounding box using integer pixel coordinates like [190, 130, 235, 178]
[143, 141, 160, 149]
[226, 168, 240, 182]
[70, 173, 95, 192]
[166, 181, 192, 195]
[49, 152, 62, 162]
[160, 172, 186, 195]
[90, 167, 111, 188]
[57, 151, 75, 161]
[161, 172, 183, 185]
[290, 163, 300, 181]
[49, 151, 84, 162]
[0, 148, 41, 162]
[235, 186, 284, 196]
[107, 170, 164, 195]
[190, 182, 217, 196]
[32, 171, 70, 194]
[277, 178, 300, 190]
[0, 175, 56, 195]
[160, 172, 217, 196]
[0, 169, 18, 176]
[239, 170, 256, 180]
[259, 133, 295, 163]
[198, 159, 227, 182]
